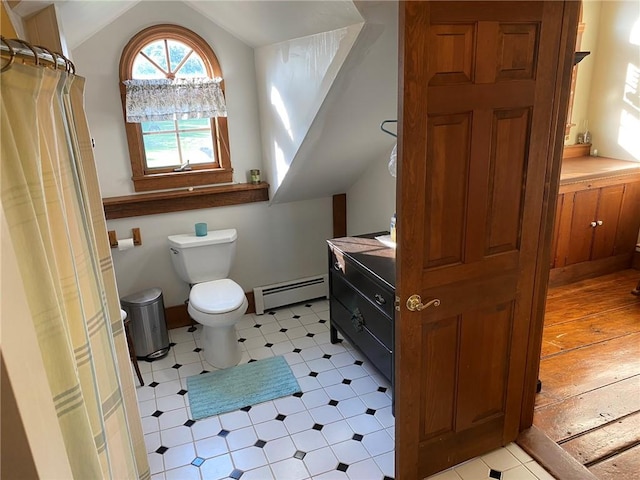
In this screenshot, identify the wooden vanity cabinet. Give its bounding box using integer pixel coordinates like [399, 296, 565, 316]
[326, 235, 395, 391]
[551, 178, 640, 284]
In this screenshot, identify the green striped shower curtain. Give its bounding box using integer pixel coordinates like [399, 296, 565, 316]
[1, 62, 149, 479]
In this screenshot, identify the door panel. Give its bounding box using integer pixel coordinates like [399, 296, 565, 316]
[591, 185, 623, 260]
[566, 189, 599, 265]
[396, 1, 579, 478]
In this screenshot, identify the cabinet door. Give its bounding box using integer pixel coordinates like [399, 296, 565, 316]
[566, 189, 599, 265]
[615, 181, 640, 254]
[591, 185, 624, 260]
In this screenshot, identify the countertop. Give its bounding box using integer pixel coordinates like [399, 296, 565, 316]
[560, 156, 640, 184]
[327, 233, 396, 289]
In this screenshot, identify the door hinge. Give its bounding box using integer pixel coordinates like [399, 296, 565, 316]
[395, 295, 400, 312]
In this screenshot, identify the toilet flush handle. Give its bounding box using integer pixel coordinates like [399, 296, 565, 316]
[170, 247, 179, 254]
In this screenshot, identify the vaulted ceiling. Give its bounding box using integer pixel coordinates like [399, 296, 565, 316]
[7, 0, 398, 204]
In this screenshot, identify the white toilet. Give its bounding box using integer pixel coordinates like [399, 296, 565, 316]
[168, 228, 248, 369]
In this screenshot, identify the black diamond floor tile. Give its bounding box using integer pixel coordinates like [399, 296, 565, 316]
[275, 414, 286, 421]
[329, 399, 339, 406]
[293, 315, 301, 319]
[354, 360, 363, 366]
[229, 468, 243, 479]
[306, 333, 315, 337]
[172, 363, 182, 369]
[293, 450, 306, 460]
[184, 419, 196, 427]
[240, 406, 252, 412]
[254, 439, 267, 448]
[193, 347, 202, 352]
[293, 348, 302, 353]
[155, 446, 168, 455]
[309, 371, 319, 377]
[149, 381, 159, 388]
[365, 408, 376, 415]
[312, 423, 323, 431]
[342, 379, 352, 385]
[337, 462, 349, 472]
[177, 389, 188, 396]
[322, 354, 332, 359]
[187, 326, 197, 332]
[293, 391, 303, 398]
[489, 469, 502, 479]
[352, 433, 363, 441]
[218, 429, 230, 437]
[151, 410, 163, 417]
[378, 386, 388, 393]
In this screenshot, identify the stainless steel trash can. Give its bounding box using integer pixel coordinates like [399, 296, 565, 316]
[121, 288, 170, 360]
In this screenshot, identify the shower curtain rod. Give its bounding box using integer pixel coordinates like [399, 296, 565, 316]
[0, 36, 75, 73]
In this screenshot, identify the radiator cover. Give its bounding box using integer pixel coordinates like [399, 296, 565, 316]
[253, 274, 329, 315]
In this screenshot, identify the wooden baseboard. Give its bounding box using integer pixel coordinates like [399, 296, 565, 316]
[164, 291, 255, 330]
[517, 426, 598, 480]
[549, 253, 633, 287]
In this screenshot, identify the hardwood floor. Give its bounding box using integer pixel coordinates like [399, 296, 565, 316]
[534, 269, 640, 479]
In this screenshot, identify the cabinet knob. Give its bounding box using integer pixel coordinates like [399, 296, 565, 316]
[597, 220, 603, 226]
[406, 294, 440, 312]
[590, 221, 597, 228]
[374, 294, 386, 306]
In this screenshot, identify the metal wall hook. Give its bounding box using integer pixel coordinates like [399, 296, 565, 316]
[380, 119, 397, 138]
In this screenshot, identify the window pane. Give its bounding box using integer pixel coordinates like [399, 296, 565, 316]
[142, 120, 176, 133]
[132, 56, 165, 79]
[177, 55, 207, 77]
[179, 130, 215, 165]
[167, 40, 190, 72]
[143, 133, 180, 169]
[177, 118, 210, 130]
[142, 41, 168, 72]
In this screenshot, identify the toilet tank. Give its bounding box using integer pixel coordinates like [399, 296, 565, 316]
[168, 229, 238, 284]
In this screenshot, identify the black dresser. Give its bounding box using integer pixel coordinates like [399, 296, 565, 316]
[327, 233, 395, 391]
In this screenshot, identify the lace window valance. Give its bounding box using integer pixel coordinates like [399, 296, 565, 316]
[123, 77, 227, 123]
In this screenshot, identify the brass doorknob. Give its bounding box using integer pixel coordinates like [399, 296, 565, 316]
[406, 294, 440, 311]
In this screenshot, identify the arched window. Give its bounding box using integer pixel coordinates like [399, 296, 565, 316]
[119, 24, 232, 192]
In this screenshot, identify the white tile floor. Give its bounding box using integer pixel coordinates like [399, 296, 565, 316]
[135, 298, 556, 480]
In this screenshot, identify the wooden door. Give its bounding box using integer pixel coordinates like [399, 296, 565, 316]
[566, 189, 599, 265]
[591, 185, 624, 260]
[395, 2, 580, 478]
[615, 181, 640, 254]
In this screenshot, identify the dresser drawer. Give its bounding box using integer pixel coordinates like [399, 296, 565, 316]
[331, 272, 392, 348]
[330, 250, 394, 318]
[330, 297, 392, 381]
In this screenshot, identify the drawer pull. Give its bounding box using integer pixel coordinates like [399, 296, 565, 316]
[374, 294, 386, 306]
[351, 309, 365, 333]
[333, 261, 342, 271]
[406, 294, 440, 312]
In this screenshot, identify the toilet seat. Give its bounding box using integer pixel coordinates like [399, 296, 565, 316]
[189, 279, 245, 314]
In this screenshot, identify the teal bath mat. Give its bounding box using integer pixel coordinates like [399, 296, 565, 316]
[186, 356, 301, 420]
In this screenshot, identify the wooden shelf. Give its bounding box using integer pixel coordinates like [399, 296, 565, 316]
[102, 182, 269, 220]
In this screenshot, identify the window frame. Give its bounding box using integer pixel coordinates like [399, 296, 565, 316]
[119, 24, 233, 192]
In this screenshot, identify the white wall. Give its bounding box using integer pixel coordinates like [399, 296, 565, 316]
[72, 1, 334, 306]
[346, 146, 396, 236]
[566, 0, 602, 145]
[586, 0, 640, 161]
[255, 24, 363, 193]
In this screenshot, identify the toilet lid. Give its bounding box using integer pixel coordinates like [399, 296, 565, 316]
[190, 279, 245, 314]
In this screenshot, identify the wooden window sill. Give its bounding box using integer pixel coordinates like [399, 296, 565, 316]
[103, 182, 269, 220]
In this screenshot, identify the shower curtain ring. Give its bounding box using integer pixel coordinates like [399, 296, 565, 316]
[10, 38, 40, 66]
[0, 36, 16, 73]
[35, 44, 60, 70]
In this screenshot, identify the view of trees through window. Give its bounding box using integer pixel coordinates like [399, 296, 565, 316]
[133, 39, 215, 169]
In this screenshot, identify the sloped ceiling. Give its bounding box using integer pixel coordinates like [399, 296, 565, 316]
[54, 0, 363, 50]
[23, 0, 397, 204]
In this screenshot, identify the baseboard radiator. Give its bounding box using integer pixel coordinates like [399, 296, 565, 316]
[253, 274, 329, 315]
